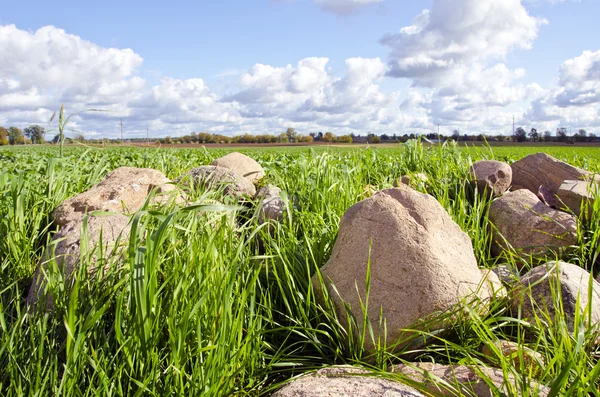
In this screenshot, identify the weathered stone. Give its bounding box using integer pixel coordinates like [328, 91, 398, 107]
[557, 180, 596, 217]
[272, 366, 425, 397]
[391, 363, 549, 397]
[511, 152, 592, 194]
[256, 185, 285, 224]
[481, 340, 545, 377]
[491, 264, 520, 288]
[211, 152, 265, 184]
[176, 165, 256, 198]
[314, 186, 500, 353]
[53, 167, 175, 226]
[470, 160, 512, 196]
[27, 214, 131, 309]
[489, 189, 577, 258]
[511, 261, 600, 331]
[481, 269, 508, 298]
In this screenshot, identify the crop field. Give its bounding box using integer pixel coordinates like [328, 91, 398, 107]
[1, 142, 600, 396]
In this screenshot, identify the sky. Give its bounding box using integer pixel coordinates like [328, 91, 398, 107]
[1, 0, 599, 139]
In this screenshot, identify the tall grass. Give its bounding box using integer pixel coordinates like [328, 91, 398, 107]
[0, 143, 599, 395]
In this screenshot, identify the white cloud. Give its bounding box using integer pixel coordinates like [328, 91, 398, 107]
[313, 0, 383, 15]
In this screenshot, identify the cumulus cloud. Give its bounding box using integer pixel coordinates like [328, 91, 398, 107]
[313, 0, 383, 15]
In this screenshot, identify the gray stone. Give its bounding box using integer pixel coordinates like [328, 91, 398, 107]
[176, 165, 256, 198]
[314, 186, 501, 353]
[256, 185, 285, 225]
[272, 366, 425, 397]
[391, 363, 549, 397]
[470, 160, 512, 196]
[211, 152, 265, 184]
[557, 179, 596, 217]
[491, 264, 520, 288]
[489, 189, 577, 258]
[511, 261, 600, 331]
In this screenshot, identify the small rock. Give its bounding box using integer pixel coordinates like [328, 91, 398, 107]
[557, 180, 596, 217]
[176, 165, 256, 198]
[211, 152, 265, 184]
[53, 167, 175, 226]
[491, 264, 520, 288]
[511, 152, 592, 194]
[272, 366, 425, 397]
[470, 160, 512, 196]
[256, 185, 285, 224]
[489, 189, 577, 258]
[511, 261, 600, 331]
[481, 340, 545, 377]
[391, 363, 549, 397]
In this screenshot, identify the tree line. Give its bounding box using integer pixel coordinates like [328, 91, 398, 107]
[0, 125, 46, 145]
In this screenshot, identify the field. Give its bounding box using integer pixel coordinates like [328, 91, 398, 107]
[1, 143, 599, 396]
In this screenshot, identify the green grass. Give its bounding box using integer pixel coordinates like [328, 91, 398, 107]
[1, 143, 599, 396]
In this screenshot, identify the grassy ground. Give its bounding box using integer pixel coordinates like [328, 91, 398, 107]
[1, 142, 599, 396]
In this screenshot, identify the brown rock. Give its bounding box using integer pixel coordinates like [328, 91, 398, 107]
[211, 152, 265, 184]
[511, 261, 600, 331]
[313, 186, 500, 353]
[557, 180, 596, 217]
[272, 366, 425, 397]
[176, 165, 256, 198]
[391, 363, 549, 397]
[489, 189, 577, 257]
[511, 152, 592, 194]
[481, 340, 545, 377]
[53, 167, 175, 226]
[470, 160, 512, 196]
[27, 214, 131, 309]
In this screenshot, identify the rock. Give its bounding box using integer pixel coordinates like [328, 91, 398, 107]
[481, 340, 545, 378]
[271, 366, 425, 397]
[53, 167, 175, 226]
[256, 185, 285, 224]
[489, 189, 577, 258]
[470, 160, 512, 196]
[313, 186, 500, 353]
[211, 152, 265, 184]
[557, 180, 596, 217]
[537, 185, 561, 209]
[391, 363, 549, 397]
[481, 269, 507, 298]
[511, 152, 592, 194]
[27, 214, 131, 309]
[491, 264, 520, 288]
[511, 261, 600, 331]
[394, 173, 428, 187]
[176, 165, 256, 198]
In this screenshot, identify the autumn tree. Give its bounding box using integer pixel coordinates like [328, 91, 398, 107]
[0, 127, 8, 145]
[24, 125, 46, 144]
[8, 127, 24, 145]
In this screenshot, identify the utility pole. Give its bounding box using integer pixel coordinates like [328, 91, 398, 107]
[120, 119, 124, 141]
[147, 125, 150, 146]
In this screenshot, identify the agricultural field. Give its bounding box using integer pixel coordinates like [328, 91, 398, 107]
[1, 142, 600, 396]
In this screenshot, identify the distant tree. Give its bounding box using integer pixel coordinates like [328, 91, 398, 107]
[543, 130, 552, 142]
[297, 134, 313, 143]
[575, 129, 587, 142]
[452, 129, 460, 141]
[338, 135, 353, 143]
[528, 128, 539, 142]
[367, 134, 380, 144]
[73, 133, 85, 142]
[323, 132, 335, 143]
[513, 127, 527, 142]
[24, 125, 45, 144]
[556, 127, 568, 142]
[495, 134, 506, 142]
[0, 127, 8, 145]
[285, 128, 297, 143]
[8, 127, 24, 145]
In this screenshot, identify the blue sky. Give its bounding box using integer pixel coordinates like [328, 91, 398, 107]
[1, 0, 599, 138]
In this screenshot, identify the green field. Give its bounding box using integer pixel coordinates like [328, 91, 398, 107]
[1, 143, 599, 396]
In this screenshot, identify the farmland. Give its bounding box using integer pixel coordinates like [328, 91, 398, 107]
[1, 143, 600, 396]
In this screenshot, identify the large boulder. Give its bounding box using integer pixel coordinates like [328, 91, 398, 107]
[271, 366, 425, 397]
[313, 186, 501, 353]
[511, 153, 592, 194]
[511, 261, 600, 331]
[211, 152, 265, 184]
[470, 160, 512, 196]
[176, 165, 256, 198]
[489, 189, 577, 257]
[391, 363, 549, 397]
[27, 214, 131, 309]
[53, 167, 175, 226]
[557, 180, 596, 217]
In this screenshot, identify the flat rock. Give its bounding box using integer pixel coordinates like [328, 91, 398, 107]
[27, 214, 131, 310]
[511, 261, 600, 331]
[511, 153, 592, 194]
[489, 189, 577, 258]
[391, 363, 549, 397]
[470, 160, 512, 196]
[314, 186, 500, 353]
[176, 165, 256, 198]
[272, 366, 425, 397]
[53, 167, 175, 226]
[557, 179, 595, 217]
[211, 152, 265, 184]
